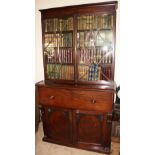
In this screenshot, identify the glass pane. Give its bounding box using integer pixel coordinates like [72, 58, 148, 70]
[47, 64, 74, 80]
[44, 17, 73, 32]
[43, 17, 74, 80]
[77, 14, 114, 82]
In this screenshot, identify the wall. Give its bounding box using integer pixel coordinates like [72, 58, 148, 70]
[35, 0, 120, 85]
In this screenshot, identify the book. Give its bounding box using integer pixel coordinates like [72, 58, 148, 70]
[107, 15, 114, 28]
[78, 65, 89, 80]
[77, 17, 80, 30]
[70, 49, 73, 63]
[68, 17, 73, 30]
[44, 19, 48, 32]
[44, 17, 73, 32]
[79, 32, 85, 47]
[88, 64, 100, 81]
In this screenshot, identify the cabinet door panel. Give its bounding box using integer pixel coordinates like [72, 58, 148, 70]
[78, 114, 102, 144]
[73, 110, 112, 152]
[41, 106, 72, 144]
[73, 110, 103, 145]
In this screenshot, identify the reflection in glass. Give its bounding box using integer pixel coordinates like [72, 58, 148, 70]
[77, 14, 114, 81]
[43, 17, 74, 80]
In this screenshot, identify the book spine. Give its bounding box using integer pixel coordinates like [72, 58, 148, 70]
[46, 19, 49, 32]
[88, 65, 94, 81]
[44, 19, 47, 32]
[65, 65, 67, 79]
[65, 49, 67, 63]
[47, 64, 50, 78]
[70, 49, 72, 63]
[66, 65, 68, 80]
[61, 65, 64, 79]
[77, 17, 80, 30]
[63, 49, 65, 63]
[98, 66, 101, 80]
[68, 66, 70, 80]
[67, 49, 70, 63]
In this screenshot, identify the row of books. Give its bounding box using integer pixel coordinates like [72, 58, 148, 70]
[78, 48, 112, 64]
[77, 15, 114, 30]
[45, 48, 73, 64]
[46, 63, 111, 81]
[47, 64, 74, 80]
[43, 15, 113, 32]
[44, 17, 73, 32]
[78, 64, 112, 81]
[44, 33, 72, 48]
[77, 31, 112, 47]
[88, 64, 101, 81]
[78, 65, 89, 81]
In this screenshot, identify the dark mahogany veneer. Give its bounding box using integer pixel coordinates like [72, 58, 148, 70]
[36, 1, 117, 154]
[36, 80, 116, 153]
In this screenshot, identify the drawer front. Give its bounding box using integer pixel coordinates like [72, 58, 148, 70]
[38, 87, 71, 106]
[38, 87, 113, 111]
[71, 90, 113, 111]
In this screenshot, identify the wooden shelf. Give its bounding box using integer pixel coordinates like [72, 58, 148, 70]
[78, 63, 112, 66]
[77, 28, 112, 32]
[44, 30, 73, 34]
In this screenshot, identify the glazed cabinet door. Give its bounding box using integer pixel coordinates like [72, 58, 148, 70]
[76, 13, 115, 84]
[42, 16, 75, 84]
[73, 110, 112, 153]
[40, 106, 73, 144]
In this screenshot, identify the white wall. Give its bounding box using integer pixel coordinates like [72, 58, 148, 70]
[35, 0, 120, 85]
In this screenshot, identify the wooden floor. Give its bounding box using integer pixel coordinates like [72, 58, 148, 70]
[35, 122, 120, 155]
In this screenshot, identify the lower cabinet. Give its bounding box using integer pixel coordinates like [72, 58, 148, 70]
[40, 106, 112, 153]
[36, 82, 114, 153]
[40, 106, 73, 144]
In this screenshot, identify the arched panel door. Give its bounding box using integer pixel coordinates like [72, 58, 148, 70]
[73, 110, 112, 153]
[41, 106, 73, 144]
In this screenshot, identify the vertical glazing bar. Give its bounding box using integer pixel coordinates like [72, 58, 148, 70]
[73, 15, 77, 83]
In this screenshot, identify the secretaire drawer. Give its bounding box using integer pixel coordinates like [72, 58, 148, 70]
[71, 90, 113, 111]
[38, 87, 71, 106]
[38, 86, 114, 111]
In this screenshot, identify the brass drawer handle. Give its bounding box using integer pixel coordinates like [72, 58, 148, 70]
[49, 95, 55, 99]
[90, 98, 96, 104]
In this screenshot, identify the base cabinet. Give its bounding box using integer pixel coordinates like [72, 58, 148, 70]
[37, 85, 114, 153]
[40, 106, 112, 153]
[36, 81, 114, 153]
